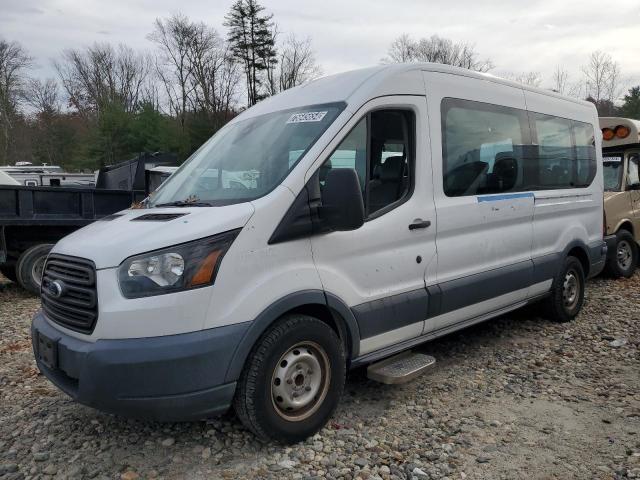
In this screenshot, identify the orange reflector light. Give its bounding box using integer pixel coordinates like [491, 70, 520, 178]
[615, 125, 630, 139]
[602, 128, 615, 141]
[189, 250, 222, 286]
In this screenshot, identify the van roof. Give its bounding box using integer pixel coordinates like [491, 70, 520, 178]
[599, 117, 640, 148]
[237, 63, 594, 122]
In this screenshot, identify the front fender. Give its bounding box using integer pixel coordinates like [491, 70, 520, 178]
[223, 290, 360, 382]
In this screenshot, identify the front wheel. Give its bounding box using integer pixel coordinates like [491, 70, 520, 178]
[605, 230, 637, 278]
[234, 314, 346, 444]
[16, 244, 54, 294]
[543, 255, 585, 323]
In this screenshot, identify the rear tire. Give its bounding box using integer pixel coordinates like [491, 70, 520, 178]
[0, 265, 17, 283]
[543, 255, 585, 323]
[234, 314, 346, 444]
[16, 244, 53, 294]
[605, 230, 637, 278]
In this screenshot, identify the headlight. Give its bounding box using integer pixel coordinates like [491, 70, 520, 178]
[118, 229, 240, 298]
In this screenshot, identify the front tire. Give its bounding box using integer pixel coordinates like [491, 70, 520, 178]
[543, 255, 585, 323]
[16, 244, 53, 294]
[605, 230, 637, 278]
[234, 314, 346, 444]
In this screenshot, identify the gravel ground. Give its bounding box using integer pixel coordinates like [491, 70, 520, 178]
[1, 272, 639, 480]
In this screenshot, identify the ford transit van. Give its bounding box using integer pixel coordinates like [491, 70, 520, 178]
[32, 64, 606, 443]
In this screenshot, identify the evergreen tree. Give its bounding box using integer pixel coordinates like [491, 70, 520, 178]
[224, 0, 277, 106]
[621, 86, 640, 120]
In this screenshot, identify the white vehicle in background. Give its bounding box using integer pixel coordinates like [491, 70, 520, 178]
[32, 64, 605, 443]
[0, 170, 20, 186]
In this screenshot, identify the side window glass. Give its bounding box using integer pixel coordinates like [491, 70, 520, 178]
[368, 110, 412, 214]
[323, 118, 367, 194]
[319, 109, 414, 217]
[442, 100, 525, 196]
[572, 121, 597, 187]
[628, 155, 640, 187]
[533, 114, 574, 188]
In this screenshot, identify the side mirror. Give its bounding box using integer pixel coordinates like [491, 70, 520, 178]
[320, 168, 365, 231]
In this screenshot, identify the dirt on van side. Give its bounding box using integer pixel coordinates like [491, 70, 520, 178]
[0, 272, 638, 480]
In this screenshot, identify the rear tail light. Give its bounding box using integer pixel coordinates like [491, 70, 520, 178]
[602, 128, 615, 141]
[615, 125, 630, 139]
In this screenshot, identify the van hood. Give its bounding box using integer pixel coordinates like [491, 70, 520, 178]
[52, 203, 255, 269]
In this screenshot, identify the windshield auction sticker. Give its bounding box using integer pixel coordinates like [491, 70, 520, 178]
[286, 111, 328, 123]
[603, 156, 622, 162]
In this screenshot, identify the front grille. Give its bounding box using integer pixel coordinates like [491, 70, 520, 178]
[41, 254, 98, 334]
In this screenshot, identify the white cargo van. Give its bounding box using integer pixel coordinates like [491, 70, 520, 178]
[32, 64, 605, 443]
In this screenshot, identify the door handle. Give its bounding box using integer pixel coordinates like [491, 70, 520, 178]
[409, 219, 431, 230]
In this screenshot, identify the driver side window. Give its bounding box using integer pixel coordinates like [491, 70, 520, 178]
[319, 109, 414, 217]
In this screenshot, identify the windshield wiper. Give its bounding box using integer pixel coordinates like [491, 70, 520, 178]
[154, 200, 214, 208]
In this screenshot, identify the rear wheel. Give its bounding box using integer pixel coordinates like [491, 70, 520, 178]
[16, 244, 54, 294]
[543, 255, 585, 323]
[234, 314, 345, 444]
[605, 230, 637, 278]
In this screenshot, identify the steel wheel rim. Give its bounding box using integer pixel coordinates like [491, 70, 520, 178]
[31, 256, 46, 288]
[562, 269, 580, 310]
[617, 240, 633, 270]
[271, 341, 330, 422]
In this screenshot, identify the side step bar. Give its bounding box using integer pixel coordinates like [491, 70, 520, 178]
[366, 351, 436, 384]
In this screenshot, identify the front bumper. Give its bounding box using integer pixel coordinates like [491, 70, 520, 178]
[31, 311, 250, 421]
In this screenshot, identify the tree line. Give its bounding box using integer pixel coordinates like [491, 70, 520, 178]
[0, 0, 320, 169]
[383, 34, 640, 119]
[2, 14, 640, 171]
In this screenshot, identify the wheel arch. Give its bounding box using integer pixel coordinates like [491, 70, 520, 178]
[224, 290, 360, 383]
[615, 220, 635, 236]
[563, 241, 591, 277]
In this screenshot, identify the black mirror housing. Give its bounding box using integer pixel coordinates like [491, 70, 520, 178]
[320, 169, 365, 231]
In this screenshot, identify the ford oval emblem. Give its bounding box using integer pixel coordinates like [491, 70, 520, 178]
[47, 280, 64, 298]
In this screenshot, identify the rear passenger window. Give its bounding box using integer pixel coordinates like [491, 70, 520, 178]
[441, 98, 597, 196]
[530, 114, 596, 189]
[319, 109, 414, 217]
[533, 114, 574, 188]
[442, 99, 527, 196]
[572, 122, 597, 188]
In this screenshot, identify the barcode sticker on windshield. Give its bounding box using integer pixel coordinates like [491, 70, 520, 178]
[603, 156, 622, 162]
[286, 111, 328, 124]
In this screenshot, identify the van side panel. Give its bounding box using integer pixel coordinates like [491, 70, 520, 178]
[523, 90, 604, 274]
[424, 72, 535, 332]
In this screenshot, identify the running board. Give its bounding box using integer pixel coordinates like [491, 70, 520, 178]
[366, 351, 436, 384]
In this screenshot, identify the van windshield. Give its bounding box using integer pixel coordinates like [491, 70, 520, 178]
[148, 103, 345, 207]
[603, 153, 623, 191]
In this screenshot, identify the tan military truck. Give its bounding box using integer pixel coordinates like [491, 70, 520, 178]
[600, 117, 640, 277]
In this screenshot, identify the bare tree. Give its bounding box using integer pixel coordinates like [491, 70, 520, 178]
[187, 21, 240, 127]
[23, 78, 60, 116]
[383, 34, 493, 72]
[384, 33, 414, 63]
[505, 71, 543, 88]
[581, 51, 622, 104]
[266, 34, 321, 94]
[55, 43, 151, 118]
[148, 14, 197, 129]
[551, 65, 569, 94]
[0, 39, 32, 164]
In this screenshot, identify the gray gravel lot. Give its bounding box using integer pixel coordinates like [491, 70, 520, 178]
[1, 272, 639, 480]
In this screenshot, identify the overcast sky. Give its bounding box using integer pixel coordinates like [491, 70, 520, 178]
[2, 0, 639, 92]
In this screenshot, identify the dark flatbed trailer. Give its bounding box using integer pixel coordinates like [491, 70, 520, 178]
[0, 153, 177, 293]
